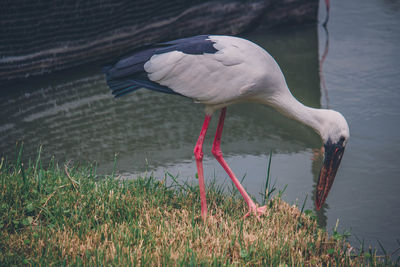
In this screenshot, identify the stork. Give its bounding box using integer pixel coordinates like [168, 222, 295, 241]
[103, 35, 349, 220]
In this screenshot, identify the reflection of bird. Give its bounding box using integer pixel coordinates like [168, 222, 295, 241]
[322, 0, 330, 28]
[103, 35, 349, 220]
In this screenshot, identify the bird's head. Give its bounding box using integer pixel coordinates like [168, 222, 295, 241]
[315, 110, 349, 210]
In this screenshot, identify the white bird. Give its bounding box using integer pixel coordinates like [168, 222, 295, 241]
[103, 35, 350, 220]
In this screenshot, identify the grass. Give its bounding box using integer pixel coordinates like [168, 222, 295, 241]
[0, 148, 398, 266]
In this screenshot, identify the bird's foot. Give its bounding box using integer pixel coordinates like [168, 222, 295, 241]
[244, 204, 267, 220]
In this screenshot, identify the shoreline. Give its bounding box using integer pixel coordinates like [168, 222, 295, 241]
[0, 153, 395, 266]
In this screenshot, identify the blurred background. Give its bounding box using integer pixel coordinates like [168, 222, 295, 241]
[1, 0, 399, 255]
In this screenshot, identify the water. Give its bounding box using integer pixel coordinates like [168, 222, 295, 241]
[1, 0, 399, 254]
[315, 0, 400, 254]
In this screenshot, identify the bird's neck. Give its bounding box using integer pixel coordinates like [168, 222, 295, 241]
[264, 91, 326, 139]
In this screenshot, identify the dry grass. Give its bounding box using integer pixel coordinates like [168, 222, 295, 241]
[0, 152, 396, 266]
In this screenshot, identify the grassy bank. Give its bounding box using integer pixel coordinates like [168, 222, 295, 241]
[0, 151, 396, 266]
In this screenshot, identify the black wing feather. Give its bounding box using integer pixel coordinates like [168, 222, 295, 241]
[103, 35, 217, 98]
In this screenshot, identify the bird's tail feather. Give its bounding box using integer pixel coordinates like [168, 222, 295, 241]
[109, 81, 141, 98]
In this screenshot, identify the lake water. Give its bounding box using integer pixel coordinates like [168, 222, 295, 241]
[1, 0, 399, 255]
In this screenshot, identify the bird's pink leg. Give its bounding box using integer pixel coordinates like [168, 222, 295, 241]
[194, 114, 212, 221]
[211, 108, 266, 219]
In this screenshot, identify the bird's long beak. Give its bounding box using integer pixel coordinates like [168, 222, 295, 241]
[315, 139, 345, 210]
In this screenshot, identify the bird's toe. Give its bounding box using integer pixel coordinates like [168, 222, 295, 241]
[244, 205, 267, 220]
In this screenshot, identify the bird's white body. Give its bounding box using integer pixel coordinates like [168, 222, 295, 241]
[144, 35, 349, 144]
[145, 36, 284, 110]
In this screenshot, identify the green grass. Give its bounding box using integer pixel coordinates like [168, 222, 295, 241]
[0, 149, 398, 266]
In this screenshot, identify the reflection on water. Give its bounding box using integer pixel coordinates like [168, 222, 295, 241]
[319, 26, 330, 108]
[0, 24, 321, 170]
[318, 0, 400, 256]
